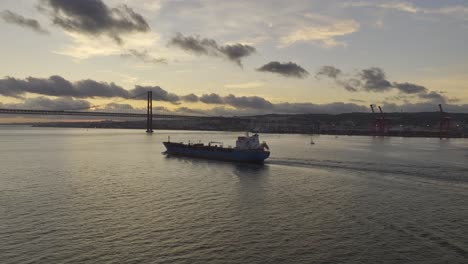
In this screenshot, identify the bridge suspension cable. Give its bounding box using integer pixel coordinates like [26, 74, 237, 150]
[62, 91, 148, 111]
[0, 90, 228, 133]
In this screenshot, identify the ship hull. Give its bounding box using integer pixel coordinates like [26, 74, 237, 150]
[163, 142, 270, 163]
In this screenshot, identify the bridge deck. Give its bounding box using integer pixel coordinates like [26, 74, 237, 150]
[0, 108, 217, 119]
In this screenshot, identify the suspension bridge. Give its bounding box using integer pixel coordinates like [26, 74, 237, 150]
[1, 92, 460, 137]
[0, 91, 213, 133]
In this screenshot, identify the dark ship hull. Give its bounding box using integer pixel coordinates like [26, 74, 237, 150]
[163, 142, 270, 163]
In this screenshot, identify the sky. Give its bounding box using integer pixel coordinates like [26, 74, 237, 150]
[0, 0, 467, 119]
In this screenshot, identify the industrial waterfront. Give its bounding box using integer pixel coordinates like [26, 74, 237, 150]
[1, 127, 467, 263]
[2, 92, 466, 138]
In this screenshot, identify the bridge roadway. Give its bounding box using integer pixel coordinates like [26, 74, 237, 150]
[0, 108, 217, 119]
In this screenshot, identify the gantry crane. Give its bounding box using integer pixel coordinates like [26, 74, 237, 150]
[370, 105, 388, 136]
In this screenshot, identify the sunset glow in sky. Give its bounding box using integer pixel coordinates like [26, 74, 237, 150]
[1, 0, 467, 118]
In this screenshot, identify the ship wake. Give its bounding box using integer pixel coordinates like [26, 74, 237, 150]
[267, 157, 468, 185]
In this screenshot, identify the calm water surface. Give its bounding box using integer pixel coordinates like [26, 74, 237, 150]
[1, 126, 467, 263]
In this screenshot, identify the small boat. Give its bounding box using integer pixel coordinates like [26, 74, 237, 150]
[163, 133, 270, 163]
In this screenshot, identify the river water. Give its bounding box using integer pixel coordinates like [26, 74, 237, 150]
[0, 126, 467, 263]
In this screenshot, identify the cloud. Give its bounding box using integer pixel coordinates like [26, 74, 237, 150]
[174, 106, 207, 115]
[448, 98, 461, 103]
[74, 78, 130, 98]
[199, 93, 223, 104]
[257, 61, 309, 78]
[100, 103, 138, 112]
[418, 91, 446, 103]
[0, 75, 130, 98]
[379, 2, 419, 13]
[280, 15, 359, 47]
[0, 75, 73, 98]
[0, 10, 49, 34]
[223, 94, 274, 109]
[55, 31, 159, 60]
[121, 49, 167, 64]
[0, 75, 175, 102]
[180, 93, 199, 102]
[169, 33, 256, 66]
[169, 33, 217, 56]
[317, 66, 422, 93]
[40, 0, 150, 44]
[339, 78, 361, 92]
[4, 96, 468, 116]
[166, 101, 370, 116]
[2, 96, 90, 110]
[316, 65, 342, 79]
[130, 85, 180, 103]
[217, 43, 256, 67]
[392, 82, 428, 94]
[189, 101, 369, 115]
[342, 1, 468, 20]
[359, 67, 392, 92]
[1, 97, 147, 113]
[42, 1, 160, 61]
[179, 92, 274, 110]
[343, 2, 419, 13]
[316, 65, 359, 91]
[0, 75, 459, 116]
[316, 66, 450, 103]
[160, 2, 361, 49]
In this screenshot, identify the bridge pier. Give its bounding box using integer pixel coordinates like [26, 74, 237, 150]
[146, 91, 153, 133]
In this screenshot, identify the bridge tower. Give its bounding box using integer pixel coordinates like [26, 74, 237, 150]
[146, 91, 153, 133]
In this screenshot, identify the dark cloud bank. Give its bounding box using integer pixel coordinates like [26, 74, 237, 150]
[0, 75, 181, 104]
[169, 33, 256, 67]
[316, 66, 447, 102]
[0, 96, 89, 111]
[3, 2, 164, 63]
[1, 75, 467, 114]
[39, 0, 150, 44]
[0, 10, 49, 34]
[257, 61, 309, 78]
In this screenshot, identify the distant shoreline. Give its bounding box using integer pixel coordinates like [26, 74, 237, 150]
[27, 122, 466, 138]
[2, 111, 466, 138]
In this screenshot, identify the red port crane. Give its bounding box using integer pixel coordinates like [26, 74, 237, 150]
[370, 105, 388, 136]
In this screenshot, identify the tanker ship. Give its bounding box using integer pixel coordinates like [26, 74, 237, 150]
[163, 133, 270, 163]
